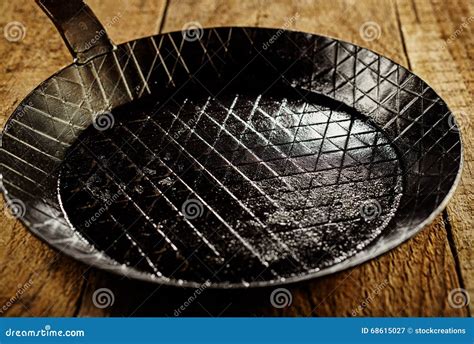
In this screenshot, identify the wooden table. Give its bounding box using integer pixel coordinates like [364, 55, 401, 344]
[0, 0, 472, 317]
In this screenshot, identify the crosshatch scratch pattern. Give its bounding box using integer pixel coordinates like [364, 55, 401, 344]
[59, 92, 403, 283]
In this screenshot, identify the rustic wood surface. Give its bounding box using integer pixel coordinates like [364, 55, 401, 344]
[0, 0, 471, 317]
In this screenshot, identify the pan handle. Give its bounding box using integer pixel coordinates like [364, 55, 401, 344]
[36, 0, 115, 64]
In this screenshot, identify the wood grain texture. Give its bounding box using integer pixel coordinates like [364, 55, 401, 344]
[0, 0, 168, 317]
[395, 0, 474, 315]
[0, 0, 84, 317]
[0, 0, 471, 317]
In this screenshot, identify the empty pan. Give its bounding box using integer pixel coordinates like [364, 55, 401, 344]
[0, 0, 463, 288]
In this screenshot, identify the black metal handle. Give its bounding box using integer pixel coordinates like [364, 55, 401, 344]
[36, 0, 115, 64]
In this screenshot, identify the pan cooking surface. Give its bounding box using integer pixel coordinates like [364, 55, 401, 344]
[59, 88, 403, 284]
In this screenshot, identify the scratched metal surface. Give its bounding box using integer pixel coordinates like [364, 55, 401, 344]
[0, 28, 462, 287]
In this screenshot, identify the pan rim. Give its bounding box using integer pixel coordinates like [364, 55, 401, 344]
[0, 26, 464, 289]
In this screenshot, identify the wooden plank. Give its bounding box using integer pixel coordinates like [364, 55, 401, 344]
[88, 0, 169, 44]
[0, 0, 468, 317]
[0, 0, 83, 317]
[73, 217, 463, 317]
[0, 0, 168, 316]
[74, 0, 467, 316]
[395, 0, 473, 315]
